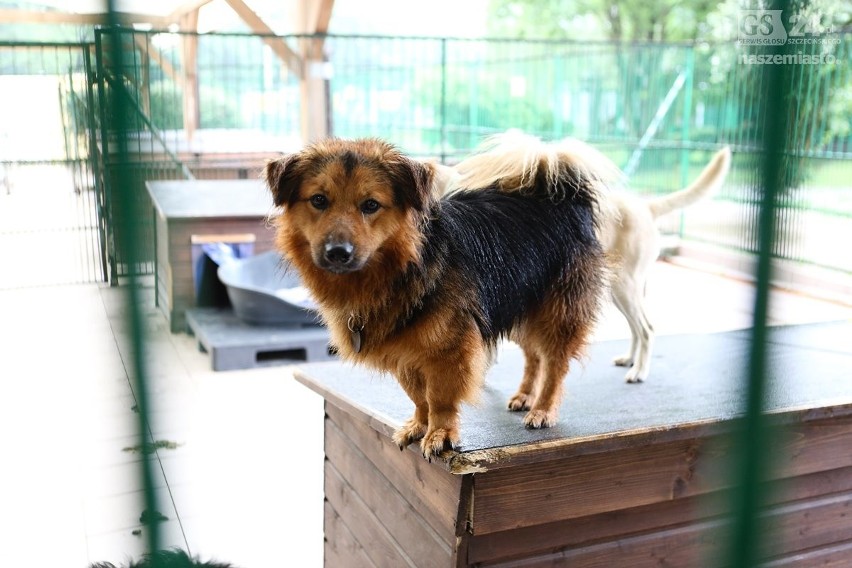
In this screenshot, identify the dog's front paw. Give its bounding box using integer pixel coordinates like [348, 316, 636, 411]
[624, 367, 645, 384]
[419, 427, 459, 459]
[507, 392, 534, 412]
[613, 355, 633, 367]
[523, 409, 559, 429]
[392, 418, 427, 449]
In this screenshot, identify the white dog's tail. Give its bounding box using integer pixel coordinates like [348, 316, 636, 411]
[647, 147, 732, 219]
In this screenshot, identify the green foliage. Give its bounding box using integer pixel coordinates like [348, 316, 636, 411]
[488, 0, 724, 42]
[145, 80, 242, 131]
[147, 81, 183, 130]
[199, 86, 242, 129]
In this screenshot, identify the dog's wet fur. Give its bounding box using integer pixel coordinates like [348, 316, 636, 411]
[266, 136, 613, 457]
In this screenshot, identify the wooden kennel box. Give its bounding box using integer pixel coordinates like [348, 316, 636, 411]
[294, 322, 852, 567]
[146, 180, 276, 332]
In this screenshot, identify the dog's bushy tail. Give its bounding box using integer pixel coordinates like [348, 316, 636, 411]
[450, 130, 621, 207]
[647, 147, 732, 219]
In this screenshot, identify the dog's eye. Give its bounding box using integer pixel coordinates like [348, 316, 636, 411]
[309, 194, 329, 210]
[360, 199, 381, 214]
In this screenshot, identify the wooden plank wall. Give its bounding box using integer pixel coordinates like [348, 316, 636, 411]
[154, 210, 173, 318]
[466, 414, 852, 567]
[323, 403, 470, 568]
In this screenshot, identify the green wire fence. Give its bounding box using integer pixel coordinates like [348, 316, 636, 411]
[2, 30, 848, 288]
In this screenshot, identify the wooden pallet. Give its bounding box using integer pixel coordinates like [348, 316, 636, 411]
[186, 307, 335, 371]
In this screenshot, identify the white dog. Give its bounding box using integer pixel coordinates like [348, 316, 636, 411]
[594, 146, 731, 382]
[436, 132, 732, 383]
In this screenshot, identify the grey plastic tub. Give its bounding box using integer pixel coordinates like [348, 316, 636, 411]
[216, 251, 320, 326]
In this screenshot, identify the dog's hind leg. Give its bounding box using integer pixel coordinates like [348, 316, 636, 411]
[611, 280, 639, 368]
[523, 350, 570, 428]
[611, 276, 654, 383]
[607, 201, 660, 382]
[507, 346, 541, 412]
[512, 316, 589, 429]
[524, 329, 591, 428]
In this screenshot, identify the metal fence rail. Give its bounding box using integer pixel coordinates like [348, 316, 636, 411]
[1, 31, 849, 285]
[91, 29, 850, 279]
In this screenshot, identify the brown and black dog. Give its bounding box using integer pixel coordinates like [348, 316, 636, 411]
[264, 137, 615, 458]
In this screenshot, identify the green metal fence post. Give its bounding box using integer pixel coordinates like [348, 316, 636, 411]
[83, 44, 110, 283]
[104, 4, 162, 560]
[93, 29, 119, 285]
[678, 46, 694, 238]
[725, 1, 792, 564]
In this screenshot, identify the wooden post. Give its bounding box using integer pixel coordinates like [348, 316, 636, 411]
[298, 0, 335, 143]
[298, 57, 330, 143]
[180, 10, 200, 141]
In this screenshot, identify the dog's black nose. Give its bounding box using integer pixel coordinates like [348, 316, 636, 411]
[324, 242, 354, 266]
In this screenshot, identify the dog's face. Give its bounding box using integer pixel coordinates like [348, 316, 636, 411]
[265, 138, 435, 275]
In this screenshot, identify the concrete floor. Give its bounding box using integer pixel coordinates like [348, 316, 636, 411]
[0, 258, 850, 567]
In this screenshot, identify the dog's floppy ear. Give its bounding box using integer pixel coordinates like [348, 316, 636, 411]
[386, 155, 436, 213]
[264, 154, 303, 207]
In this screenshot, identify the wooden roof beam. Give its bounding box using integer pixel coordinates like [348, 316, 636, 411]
[311, 0, 335, 34]
[221, 0, 303, 78]
[297, 0, 336, 143]
[0, 8, 167, 25]
[301, 0, 335, 59]
[166, 0, 214, 23]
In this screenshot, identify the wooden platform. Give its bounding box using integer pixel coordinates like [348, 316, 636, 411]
[145, 179, 276, 332]
[294, 321, 852, 567]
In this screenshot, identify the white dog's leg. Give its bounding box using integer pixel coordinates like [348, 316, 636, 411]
[611, 288, 638, 368]
[611, 276, 654, 383]
[625, 304, 654, 383]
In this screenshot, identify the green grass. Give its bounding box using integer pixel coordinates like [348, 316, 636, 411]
[611, 149, 852, 216]
[806, 159, 852, 188]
